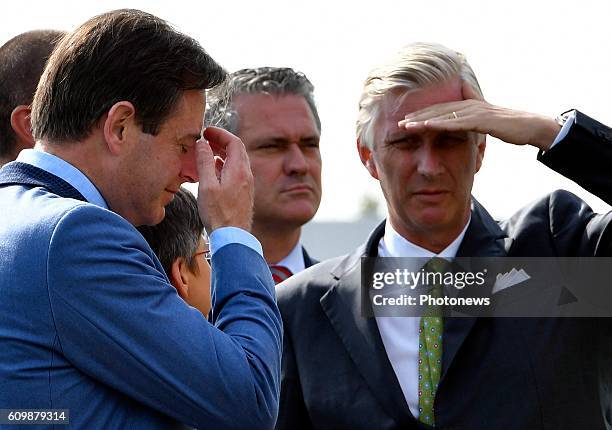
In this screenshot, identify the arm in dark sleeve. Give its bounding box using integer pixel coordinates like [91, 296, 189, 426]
[538, 110, 612, 255]
[539, 110, 612, 205]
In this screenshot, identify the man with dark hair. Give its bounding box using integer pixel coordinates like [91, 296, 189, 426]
[0, 29, 64, 166]
[138, 187, 212, 316]
[207, 67, 321, 282]
[276, 43, 612, 429]
[0, 9, 281, 429]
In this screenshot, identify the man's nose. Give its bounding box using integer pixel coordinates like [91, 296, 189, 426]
[416, 142, 443, 178]
[180, 150, 199, 183]
[284, 143, 309, 175]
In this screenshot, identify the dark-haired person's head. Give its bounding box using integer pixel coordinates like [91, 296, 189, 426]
[138, 188, 211, 315]
[0, 30, 65, 166]
[30, 9, 227, 226]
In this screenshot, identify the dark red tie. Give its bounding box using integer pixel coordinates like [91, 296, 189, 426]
[269, 265, 293, 285]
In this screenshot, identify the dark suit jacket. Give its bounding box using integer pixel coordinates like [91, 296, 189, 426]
[276, 110, 612, 430]
[302, 247, 318, 269]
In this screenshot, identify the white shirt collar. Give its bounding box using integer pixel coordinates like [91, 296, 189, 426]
[273, 241, 306, 275]
[16, 149, 108, 208]
[379, 216, 471, 259]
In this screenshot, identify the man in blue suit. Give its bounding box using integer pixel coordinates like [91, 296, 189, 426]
[0, 9, 282, 430]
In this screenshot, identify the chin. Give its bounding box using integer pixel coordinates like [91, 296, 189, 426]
[141, 207, 166, 227]
[267, 209, 314, 228]
[416, 209, 452, 228]
[155, 207, 167, 224]
[287, 203, 318, 222]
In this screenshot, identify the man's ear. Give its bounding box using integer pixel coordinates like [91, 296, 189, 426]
[10, 105, 35, 150]
[357, 138, 379, 180]
[103, 101, 137, 155]
[169, 258, 190, 301]
[474, 135, 486, 173]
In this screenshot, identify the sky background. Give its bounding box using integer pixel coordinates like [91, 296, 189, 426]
[3, 0, 611, 221]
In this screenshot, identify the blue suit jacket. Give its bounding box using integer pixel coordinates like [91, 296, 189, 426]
[0, 163, 282, 429]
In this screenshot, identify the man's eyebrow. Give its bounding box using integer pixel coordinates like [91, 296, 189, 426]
[178, 132, 202, 142]
[437, 130, 471, 140]
[440, 130, 469, 137]
[251, 137, 295, 146]
[300, 135, 320, 142]
[250, 137, 287, 145]
[385, 131, 418, 142]
[255, 135, 320, 144]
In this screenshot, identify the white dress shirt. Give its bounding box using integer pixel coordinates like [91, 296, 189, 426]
[273, 241, 306, 275]
[376, 218, 470, 418]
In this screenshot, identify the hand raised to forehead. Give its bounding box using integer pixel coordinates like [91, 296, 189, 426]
[196, 126, 254, 232]
[398, 80, 560, 151]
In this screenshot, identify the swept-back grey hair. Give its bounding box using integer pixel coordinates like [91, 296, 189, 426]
[357, 42, 483, 149]
[205, 67, 321, 135]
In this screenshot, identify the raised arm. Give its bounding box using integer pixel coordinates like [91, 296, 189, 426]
[48, 206, 281, 430]
[398, 80, 562, 151]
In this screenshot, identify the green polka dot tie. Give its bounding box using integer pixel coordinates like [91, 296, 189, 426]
[418, 258, 445, 427]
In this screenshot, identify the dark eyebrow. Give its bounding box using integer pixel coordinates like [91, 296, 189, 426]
[254, 136, 320, 146]
[178, 132, 202, 143]
[385, 131, 418, 143]
[300, 136, 320, 143]
[268, 138, 290, 145]
[250, 138, 288, 148]
[440, 130, 469, 137]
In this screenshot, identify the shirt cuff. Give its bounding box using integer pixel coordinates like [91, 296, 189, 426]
[549, 111, 576, 148]
[209, 226, 264, 257]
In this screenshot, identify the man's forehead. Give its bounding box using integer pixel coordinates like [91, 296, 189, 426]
[381, 79, 463, 120]
[234, 93, 311, 118]
[234, 93, 319, 139]
[160, 90, 206, 138]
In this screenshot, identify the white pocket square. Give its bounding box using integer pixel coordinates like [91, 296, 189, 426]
[492, 268, 531, 294]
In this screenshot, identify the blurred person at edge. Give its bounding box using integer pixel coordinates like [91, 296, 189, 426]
[0, 29, 65, 166]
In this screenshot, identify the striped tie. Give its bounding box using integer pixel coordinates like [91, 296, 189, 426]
[269, 265, 293, 285]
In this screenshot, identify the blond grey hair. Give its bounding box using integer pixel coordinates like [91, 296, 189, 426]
[357, 42, 483, 149]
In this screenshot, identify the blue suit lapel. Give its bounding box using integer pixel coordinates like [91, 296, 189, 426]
[0, 161, 86, 202]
